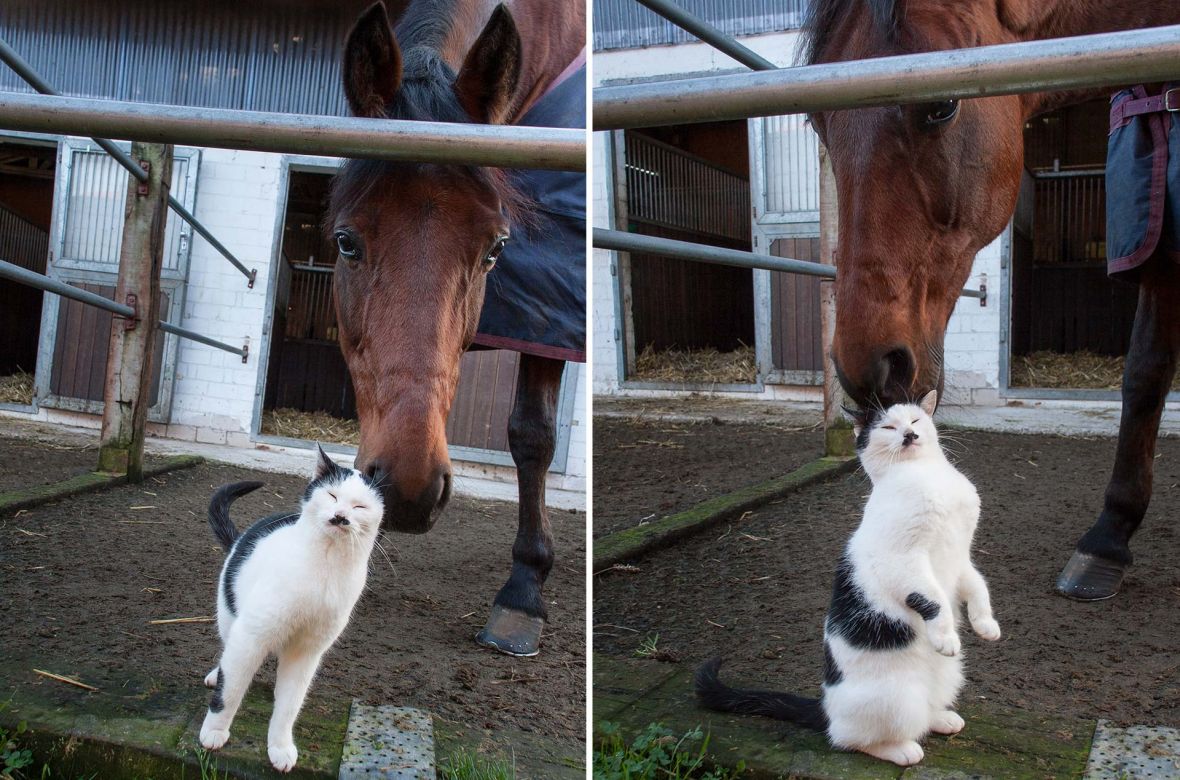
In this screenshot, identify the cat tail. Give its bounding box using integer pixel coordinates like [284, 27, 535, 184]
[695, 657, 828, 731]
[207, 481, 265, 552]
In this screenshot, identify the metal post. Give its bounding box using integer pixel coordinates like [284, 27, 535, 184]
[0, 38, 258, 286]
[818, 147, 852, 457]
[98, 142, 172, 480]
[632, 0, 777, 71]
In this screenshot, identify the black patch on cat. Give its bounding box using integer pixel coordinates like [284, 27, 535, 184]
[846, 406, 881, 451]
[304, 457, 351, 503]
[826, 555, 915, 650]
[905, 592, 940, 621]
[209, 667, 225, 713]
[822, 640, 843, 686]
[222, 511, 300, 616]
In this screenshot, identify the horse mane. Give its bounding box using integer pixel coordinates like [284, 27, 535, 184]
[328, 4, 531, 229]
[803, 0, 901, 65]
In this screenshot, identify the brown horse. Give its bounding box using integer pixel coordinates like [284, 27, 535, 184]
[808, 0, 1180, 598]
[328, 0, 584, 655]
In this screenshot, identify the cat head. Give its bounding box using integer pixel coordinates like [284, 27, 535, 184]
[301, 445, 385, 543]
[846, 391, 941, 474]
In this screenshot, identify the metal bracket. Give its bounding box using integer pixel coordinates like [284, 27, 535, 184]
[241, 340, 249, 364]
[121, 293, 139, 330]
[136, 160, 150, 196]
[979, 282, 988, 307]
[248, 268, 257, 289]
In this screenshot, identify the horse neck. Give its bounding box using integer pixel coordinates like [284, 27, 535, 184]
[1014, 0, 1180, 115]
[404, 0, 584, 124]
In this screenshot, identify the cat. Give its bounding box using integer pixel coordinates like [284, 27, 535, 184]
[696, 391, 1001, 767]
[199, 445, 384, 773]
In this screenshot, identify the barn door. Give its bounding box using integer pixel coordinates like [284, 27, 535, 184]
[748, 115, 824, 384]
[34, 139, 200, 421]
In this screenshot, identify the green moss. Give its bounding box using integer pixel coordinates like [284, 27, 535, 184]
[0, 454, 202, 514]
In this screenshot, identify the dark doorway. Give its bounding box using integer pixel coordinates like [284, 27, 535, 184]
[0, 140, 56, 406]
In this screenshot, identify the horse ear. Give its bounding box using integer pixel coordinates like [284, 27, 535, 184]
[315, 444, 337, 479]
[342, 1, 406, 118]
[454, 4, 522, 124]
[918, 390, 938, 417]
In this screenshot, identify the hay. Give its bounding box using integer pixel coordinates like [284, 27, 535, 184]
[0, 369, 34, 405]
[261, 408, 360, 446]
[1011, 350, 1180, 390]
[633, 344, 757, 384]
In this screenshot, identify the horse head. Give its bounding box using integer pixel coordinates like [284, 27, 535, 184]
[329, 1, 525, 533]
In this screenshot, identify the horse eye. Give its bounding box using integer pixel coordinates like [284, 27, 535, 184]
[923, 100, 959, 126]
[335, 230, 359, 260]
[484, 236, 508, 269]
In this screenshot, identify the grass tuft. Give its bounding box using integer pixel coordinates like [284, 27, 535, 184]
[438, 747, 516, 780]
[594, 721, 745, 779]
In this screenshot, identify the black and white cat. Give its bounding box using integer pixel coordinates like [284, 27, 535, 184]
[199, 446, 384, 773]
[696, 391, 1001, 767]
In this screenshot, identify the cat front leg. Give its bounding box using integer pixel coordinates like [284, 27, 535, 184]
[200, 628, 268, 750]
[904, 589, 960, 656]
[960, 564, 1001, 641]
[267, 645, 327, 773]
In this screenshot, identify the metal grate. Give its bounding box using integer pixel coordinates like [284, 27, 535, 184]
[0, 203, 49, 272]
[340, 702, 434, 779]
[1031, 169, 1106, 265]
[593, 0, 808, 51]
[0, 0, 367, 115]
[625, 131, 750, 241]
[762, 114, 819, 215]
[283, 265, 338, 342]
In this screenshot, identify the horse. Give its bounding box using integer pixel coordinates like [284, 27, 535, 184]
[327, 0, 585, 656]
[805, 0, 1180, 600]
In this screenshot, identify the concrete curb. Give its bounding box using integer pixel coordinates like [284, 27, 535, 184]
[0, 454, 203, 515]
[593, 455, 858, 571]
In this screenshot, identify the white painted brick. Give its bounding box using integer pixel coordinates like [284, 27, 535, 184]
[196, 427, 228, 444]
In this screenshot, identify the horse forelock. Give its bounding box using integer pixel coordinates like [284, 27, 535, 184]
[803, 0, 901, 64]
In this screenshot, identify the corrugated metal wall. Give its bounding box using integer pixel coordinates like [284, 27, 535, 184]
[762, 114, 819, 215]
[593, 0, 807, 50]
[0, 0, 368, 115]
[0, 202, 48, 271]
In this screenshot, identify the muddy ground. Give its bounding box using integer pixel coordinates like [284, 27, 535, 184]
[0, 439, 100, 493]
[595, 428, 1180, 728]
[0, 451, 585, 742]
[593, 417, 823, 538]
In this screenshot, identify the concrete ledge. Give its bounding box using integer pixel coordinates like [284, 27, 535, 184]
[0, 454, 204, 515]
[593, 654, 1095, 779]
[593, 456, 857, 571]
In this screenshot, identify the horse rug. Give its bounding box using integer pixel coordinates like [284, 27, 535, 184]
[1107, 84, 1180, 280]
[471, 64, 586, 363]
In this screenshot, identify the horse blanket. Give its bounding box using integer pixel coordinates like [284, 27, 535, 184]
[471, 64, 586, 363]
[1107, 84, 1180, 281]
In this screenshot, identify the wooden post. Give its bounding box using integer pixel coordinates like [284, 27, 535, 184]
[98, 142, 173, 481]
[819, 144, 853, 457]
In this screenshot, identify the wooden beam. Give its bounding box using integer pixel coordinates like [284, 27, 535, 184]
[819, 145, 853, 457]
[97, 142, 173, 481]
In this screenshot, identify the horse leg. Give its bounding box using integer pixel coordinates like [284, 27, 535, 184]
[476, 353, 564, 656]
[1057, 257, 1180, 600]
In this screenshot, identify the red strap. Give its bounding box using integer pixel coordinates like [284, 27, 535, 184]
[1110, 88, 1180, 132]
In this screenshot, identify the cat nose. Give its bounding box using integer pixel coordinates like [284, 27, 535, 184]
[903, 431, 919, 444]
[330, 514, 350, 526]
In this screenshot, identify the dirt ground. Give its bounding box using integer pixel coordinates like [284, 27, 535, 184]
[595, 428, 1180, 728]
[0, 439, 99, 493]
[0, 452, 585, 742]
[593, 417, 823, 538]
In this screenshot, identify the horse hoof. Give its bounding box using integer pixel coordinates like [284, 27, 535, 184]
[1056, 550, 1126, 601]
[475, 605, 543, 657]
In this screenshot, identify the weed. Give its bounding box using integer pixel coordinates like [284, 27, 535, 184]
[594, 721, 745, 779]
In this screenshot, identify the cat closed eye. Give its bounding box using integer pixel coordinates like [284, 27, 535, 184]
[327, 492, 337, 500]
[882, 425, 896, 430]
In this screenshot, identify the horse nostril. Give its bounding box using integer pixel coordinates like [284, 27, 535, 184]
[874, 346, 916, 403]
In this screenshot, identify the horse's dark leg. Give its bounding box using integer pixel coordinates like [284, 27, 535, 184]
[476, 353, 564, 656]
[1057, 257, 1180, 600]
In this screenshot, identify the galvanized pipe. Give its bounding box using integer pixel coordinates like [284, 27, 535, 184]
[632, 0, 777, 71]
[0, 259, 248, 358]
[0, 38, 257, 285]
[594, 228, 986, 300]
[0, 90, 586, 172]
[594, 24, 1180, 129]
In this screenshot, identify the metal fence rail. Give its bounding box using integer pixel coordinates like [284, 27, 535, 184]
[0, 258, 248, 359]
[593, 24, 1180, 129]
[0, 91, 586, 173]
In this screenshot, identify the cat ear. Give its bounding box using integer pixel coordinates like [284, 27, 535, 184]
[918, 390, 938, 417]
[315, 444, 338, 480]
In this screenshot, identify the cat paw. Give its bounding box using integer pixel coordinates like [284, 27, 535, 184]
[929, 629, 961, 657]
[203, 668, 219, 688]
[972, 617, 1001, 641]
[199, 725, 230, 751]
[863, 740, 924, 766]
[930, 710, 965, 735]
[268, 742, 298, 773]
